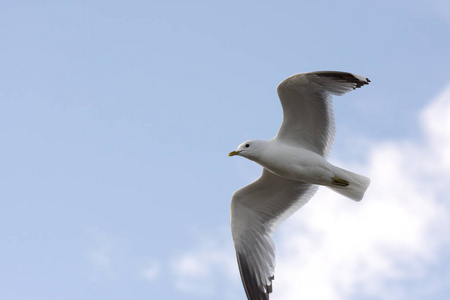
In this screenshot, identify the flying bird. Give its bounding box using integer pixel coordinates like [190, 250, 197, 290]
[229, 71, 371, 300]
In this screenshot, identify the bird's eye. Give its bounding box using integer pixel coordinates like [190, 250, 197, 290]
[245, 144, 250, 148]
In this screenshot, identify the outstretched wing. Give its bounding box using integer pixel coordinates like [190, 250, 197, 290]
[276, 71, 370, 157]
[231, 169, 318, 299]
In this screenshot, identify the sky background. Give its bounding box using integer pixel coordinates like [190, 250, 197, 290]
[1, 1, 450, 299]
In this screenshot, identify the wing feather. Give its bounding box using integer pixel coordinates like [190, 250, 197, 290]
[275, 71, 370, 157]
[231, 169, 318, 299]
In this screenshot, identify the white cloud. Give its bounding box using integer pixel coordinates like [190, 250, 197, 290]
[172, 84, 450, 299]
[273, 84, 450, 300]
[170, 228, 241, 298]
[421, 83, 450, 170]
[85, 229, 125, 282]
[141, 260, 161, 282]
[85, 228, 162, 284]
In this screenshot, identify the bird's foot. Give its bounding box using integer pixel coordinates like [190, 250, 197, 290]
[331, 176, 349, 186]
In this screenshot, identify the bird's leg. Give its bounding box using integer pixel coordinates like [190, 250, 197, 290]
[331, 176, 349, 186]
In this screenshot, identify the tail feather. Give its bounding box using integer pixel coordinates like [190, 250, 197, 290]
[328, 166, 370, 201]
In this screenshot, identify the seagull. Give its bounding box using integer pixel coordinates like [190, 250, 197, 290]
[228, 71, 371, 300]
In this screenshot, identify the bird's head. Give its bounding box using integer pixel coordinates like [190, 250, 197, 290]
[228, 140, 266, 161]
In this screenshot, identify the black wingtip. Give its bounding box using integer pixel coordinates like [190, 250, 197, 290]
[236, 252, 273, 300]
[353, 76, 370, 89]
[312, 71, 370, 89]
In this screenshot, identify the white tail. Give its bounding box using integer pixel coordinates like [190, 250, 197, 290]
[328, 166, 370, 201]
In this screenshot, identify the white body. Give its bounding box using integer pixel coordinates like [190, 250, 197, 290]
[235, 138, 370, 201]
[258, 140, 333, 185]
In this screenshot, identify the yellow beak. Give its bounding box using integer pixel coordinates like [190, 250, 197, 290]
[228, 150, 241, 157]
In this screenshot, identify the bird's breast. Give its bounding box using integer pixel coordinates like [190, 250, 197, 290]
[258, 144, 333, 184]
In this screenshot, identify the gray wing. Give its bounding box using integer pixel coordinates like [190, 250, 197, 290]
[231, 169, 318, 299]
[275, 71, 370, 157]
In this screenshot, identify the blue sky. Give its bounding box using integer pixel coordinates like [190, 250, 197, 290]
[1, 1, 450, 299]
